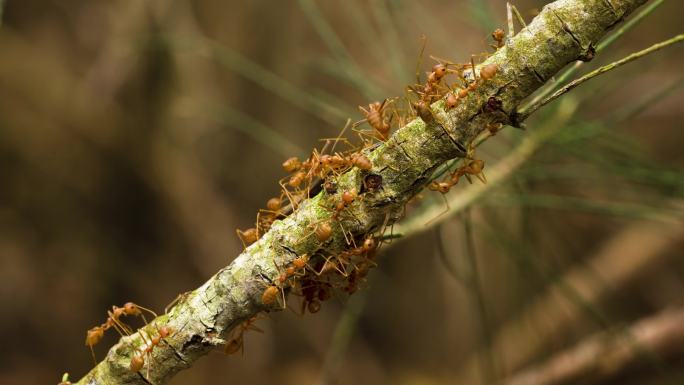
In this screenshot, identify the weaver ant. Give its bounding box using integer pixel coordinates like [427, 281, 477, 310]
[85, 302, 157, 364]
[492, 28, 505, 49]
[414, 100, 434, 124]
[357, 99, 393, 140]
[130, 325, 173, 375]
[260, 254, 310, 308]
[282, 157, 302, 173]
[429, 158, 486, 194]
[236, 227, 258, 248]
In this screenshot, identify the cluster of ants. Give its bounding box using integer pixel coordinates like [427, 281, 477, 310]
[227, 28, 507, 353]
[80, 28, 506, 377]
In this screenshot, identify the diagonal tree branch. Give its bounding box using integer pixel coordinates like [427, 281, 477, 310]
[504, 307, 684, 385]
[73, 1, 651, 383]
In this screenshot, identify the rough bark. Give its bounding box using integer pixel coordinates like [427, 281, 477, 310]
[74, 0, 650, 384]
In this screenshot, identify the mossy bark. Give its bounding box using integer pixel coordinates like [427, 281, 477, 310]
[74, 0, 649, 384]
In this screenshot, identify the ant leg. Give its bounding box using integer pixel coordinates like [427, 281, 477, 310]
[329, 256, 351, 277]
[415, 35, 427, 84]
[107, 312, 133, 336]
[277, 286, 287, 310]
[88, 345, 97, 365]
[235, 229, 248, 249]
[336, 221, 352, 245]
[135, 304, 158, 319]
[330, 118, 352, 154]
[278, 179, 299, 211]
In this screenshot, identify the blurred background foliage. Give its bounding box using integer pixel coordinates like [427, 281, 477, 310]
[0, 1, 682, 384]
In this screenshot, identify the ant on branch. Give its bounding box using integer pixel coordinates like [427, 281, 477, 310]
[492, 28, 506, 49]
[130, 325, 173, 375]
[260, 254, 310, 308]
[85, 302, 158, 364]
[236, 227, 258, 248]
[357, 99, 393, 140]
[429, 157, 486, 195]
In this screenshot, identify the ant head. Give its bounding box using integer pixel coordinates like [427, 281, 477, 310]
[342, 190, 357, 204]
[123, 302, 141, 316]
[446, 93, 459, 108]
[292, 254, 309, 269]
[432, 64, 447, 78]
[159, 326, 172, 339]
[363, 237, 377, 251]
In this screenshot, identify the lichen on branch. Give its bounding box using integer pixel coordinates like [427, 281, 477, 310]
[74, 1, 650, 384]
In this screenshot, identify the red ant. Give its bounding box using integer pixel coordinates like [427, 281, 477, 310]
[429, 158, 486, 194]
[261, 254, 310, 308]
[414, 100, 434, 124]
[332, 189, 357, 219]
[358, 100, 392, 140]
[236, 228, 258, 248]
[85, 302, 157, 364]
[282, 157, 302, 173]
[130, 325, 173, 375]
[492, 28, 505, 49]
[479, 63, 499, 81]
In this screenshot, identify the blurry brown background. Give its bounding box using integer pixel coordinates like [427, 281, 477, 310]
[0, 1, 683, 384]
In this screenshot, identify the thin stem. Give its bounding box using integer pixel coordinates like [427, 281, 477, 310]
[507, 2, 515, 38]
[206, 40, 350, 124]
[435, 226, 467, 284]
[396, 98, 579, 236]
[511, 4, 527, 29]
[297, 0, 383, 99]
[318, 293, 367, 385]
[216, 105, 305, 157]
[596, 0, 666, 52]
[462, 210, 497, 384]
[519, 34, 684, 120]
[369, 0, 407, 84]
